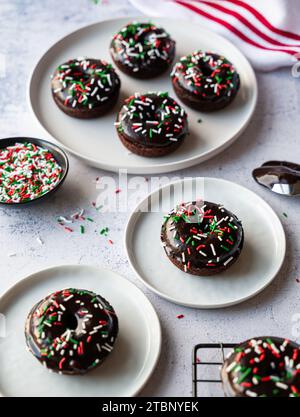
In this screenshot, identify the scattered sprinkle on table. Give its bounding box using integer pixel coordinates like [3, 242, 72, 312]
[72, 208, 85, 220]
[100, 227, 109, 236]
[115, 188, 121, 194]
[0, 142, 62, 203]
[177, 314, 185, 319]
[197, 119, 202, 123]
[58, 215, 73, 224]
[283, 212, 288, 218]
[36, 236, 44, 245]
[57, 207, 113, 246]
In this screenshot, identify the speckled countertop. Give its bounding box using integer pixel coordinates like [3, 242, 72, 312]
[0, 0, 299, 397]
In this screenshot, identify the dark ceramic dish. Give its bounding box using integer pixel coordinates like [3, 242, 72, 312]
[0, 137, 69, 206]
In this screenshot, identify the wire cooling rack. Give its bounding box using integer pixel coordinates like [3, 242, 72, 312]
[192, 343, 237, 397]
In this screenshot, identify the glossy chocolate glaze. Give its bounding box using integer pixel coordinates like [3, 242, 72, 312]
[25, 288, 118, 375]
[110, 22, 175, 78]
[51, 58, 120, 116]
[222, 337, 300, 397]
[171, 51, 240, 111]
[253, 161, 300, 196]
[116, 92, 188, 148]
[161, 201, 244, 275]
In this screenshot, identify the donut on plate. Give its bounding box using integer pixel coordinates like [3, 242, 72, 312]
[221, 337, 300, 397]
[171, 51, 240, 111]
[115, 92, 188, 157]
[161, 200, 244, 276]
[51, 58, 120, 118]
[110, 21, 175, 78]
[25, 288, 118, 375]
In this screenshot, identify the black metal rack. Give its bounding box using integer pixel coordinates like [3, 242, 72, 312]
[192, 343, 237, 397]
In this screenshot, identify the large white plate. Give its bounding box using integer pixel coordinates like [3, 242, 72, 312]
[28, 17, 257, 174]
[125, 178, 286, 308]
[0, 265, 161, 397]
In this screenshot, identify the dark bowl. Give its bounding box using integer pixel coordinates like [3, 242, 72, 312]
[0, 137, 69, 206]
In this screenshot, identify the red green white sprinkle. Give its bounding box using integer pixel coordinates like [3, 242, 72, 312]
[51, 58, 119, 111]
[111, 22, 173, 74]
[36, 236, 44, 245]
[100, 227, 109, 236]
[117, 92, 188, 146]
[0, 142, 62, 203]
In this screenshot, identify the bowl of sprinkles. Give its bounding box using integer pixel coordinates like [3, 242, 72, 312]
[0, 137, 69, 205]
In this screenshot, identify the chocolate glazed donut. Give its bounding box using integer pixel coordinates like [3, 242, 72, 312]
[25, 288, 118, 375]
[115, 92, 188, 157]
[161, 201, 244, 276]
[221, 337, 300, 397]
[51, 58, 121, 118]
[110, 22, 176, 78]
[171, 51, 240, 111]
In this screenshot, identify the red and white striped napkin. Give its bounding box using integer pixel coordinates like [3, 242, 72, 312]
[129, 0, 300, 71]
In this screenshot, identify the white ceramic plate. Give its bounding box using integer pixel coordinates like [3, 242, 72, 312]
[0, 265, 161, 397]
[125, 177, 286, 308]
[28, 17, 257, 174]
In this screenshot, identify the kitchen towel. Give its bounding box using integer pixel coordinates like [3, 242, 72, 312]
[129, 0, 300, 71]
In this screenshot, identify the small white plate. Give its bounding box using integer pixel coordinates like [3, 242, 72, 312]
[0, 265, 161, 397]
[28, 17, 257, 174]
[125, 177, 286, 308]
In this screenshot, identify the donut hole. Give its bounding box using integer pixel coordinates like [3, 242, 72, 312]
[69, 67, 90, 85]
[62, 312, 78, 331]
[201, 63, 214, 77]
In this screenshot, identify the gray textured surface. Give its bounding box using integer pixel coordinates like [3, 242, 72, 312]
[0, 0, 300, 397]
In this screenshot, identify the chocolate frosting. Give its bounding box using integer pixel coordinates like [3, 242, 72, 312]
[161, 201, 243, 273]
[115, 92, 188, 148]
[222, 337, 300, 397]
[51, 58, 120, 111]
[110, 22, 175, 75]
[171, 51, 240, 105]
[25, 288, 118, 375]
